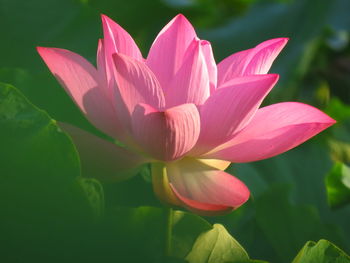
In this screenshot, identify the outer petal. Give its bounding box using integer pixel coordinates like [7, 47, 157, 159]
[166, 38, 210, 107]
[37, 47, 124, 139]
[59, 122, 147, 182]
[131, 103, 200, 161]
[217, 38, 288, 87]
[101, 14, 143, 60]
[167, 158, 250, 216]
[204, 102, 336, 162]
[101, 15, 143, 105]
[112, 53, 165, 129]
[146, 14, 197, 92]
[194, 74, 279, 154]
[201, 40, 217, 93]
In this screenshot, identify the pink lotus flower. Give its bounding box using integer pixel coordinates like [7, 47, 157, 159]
[37, 14, 335, 215]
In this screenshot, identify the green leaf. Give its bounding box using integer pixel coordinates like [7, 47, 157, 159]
[0, 83, 97, 260]
[292, 239, 350, 263]
[231, 260, 269, 263]
[326, 162, 350, 208]
[102, 206, 252, 263]
[255, 185, 343, 263]
[171, 210, 212, 258]
[186, 224, 249, 263]
[0, 66, 97, 145]
[224, 139, 350, 262]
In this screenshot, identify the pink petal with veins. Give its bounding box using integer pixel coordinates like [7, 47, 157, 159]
[204, 102, 336, 162]
[194, 74, 278, 154]
[131, 103, 200, 161]
[166, 38, 210, 107]
[112, 53, 165, 129]
[37, 47, 124, 140]
[167, 158, 250, 215]
[146, 14, 197, 93]
[217, 38, 288, 87]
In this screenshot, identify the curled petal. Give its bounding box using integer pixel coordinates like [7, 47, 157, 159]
[151, 162, 181, 206]
[217, 38, 288, 87]
[166, 38, 210, 107]
[194, 74, 279, 154]
[59, 122, 147, 182]
[146, 14, 197, 92]
[204, 102, 336, 162]
[131, 103, 200, 161]
[167, 158, 250, 216]
[37, 47, 124, 140]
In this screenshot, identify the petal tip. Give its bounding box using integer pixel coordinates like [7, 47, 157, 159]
[257, 73, 280, 84]
[100, 13, 111, 23]
[240, 184, 251, 205]
[36, 46, 58, 58]
[200, 39, 210, 46]
[172, 13, 193, 29]
[175, 13, 187, 21]
[277, 37, 289, 42]
[270, 37, 289, 46]
[277, 37, 289, 49]
[325, 116, 337, 127]
[270, 73, 280, 82]
[36, 46, 45, 54]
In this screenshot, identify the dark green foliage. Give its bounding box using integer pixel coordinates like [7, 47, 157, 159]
[1, 0, 350, 262]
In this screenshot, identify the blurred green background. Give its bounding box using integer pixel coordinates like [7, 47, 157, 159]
[1, 0, 350, 262]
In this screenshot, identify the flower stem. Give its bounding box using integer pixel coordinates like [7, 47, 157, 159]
[164, 207, 173, 257]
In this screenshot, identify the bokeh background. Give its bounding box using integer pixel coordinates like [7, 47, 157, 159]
[1, 0, 350, 262]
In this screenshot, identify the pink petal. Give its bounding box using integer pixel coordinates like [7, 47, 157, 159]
[217, 38, 288, 87]
[171, 187, 231, 216]
[194, 74, 279, 154]
[146, 14, 197, 93]
[96, 39, 108, 96]
[166, 158, 250, 215]
[59, 122, 147, 182]
[37, 47, 124, 140]
[112, 53, 166, 129]
[201, 40, 217, 93]
[166, 38, 210, 107]
[204, 102, 336, 162]
[217, 49, 251, 88]
[101, 15, 143, 104]
[131, 103, 200, 161]
[97, 39, 106, 73]
[101, 14, 143, 60]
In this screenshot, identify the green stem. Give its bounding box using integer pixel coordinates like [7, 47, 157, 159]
[164, 207, 173, 257]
